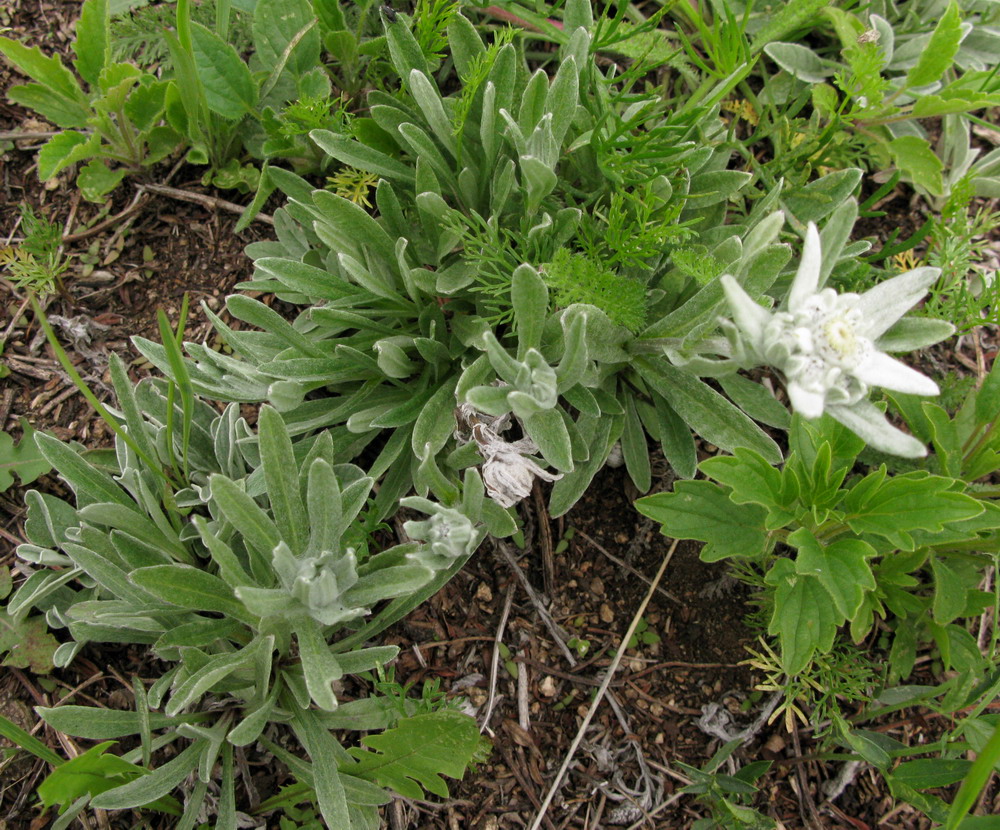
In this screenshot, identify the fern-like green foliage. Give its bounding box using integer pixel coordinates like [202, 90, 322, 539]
[0, 205, 68, 295]
[453, 27, 516, 149]
[542, 248, 647, 332]
[834, 40, 892, 114]
[110, 0, 253, 67]
[414, 0, 459, 64]
[346, 710, 485, 800]
[672, 246, 726, 286]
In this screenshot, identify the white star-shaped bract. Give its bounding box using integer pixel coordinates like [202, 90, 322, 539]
[721, 222, 943, 457]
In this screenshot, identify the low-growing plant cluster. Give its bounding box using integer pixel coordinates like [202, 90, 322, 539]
[2, 0, 1000, 825]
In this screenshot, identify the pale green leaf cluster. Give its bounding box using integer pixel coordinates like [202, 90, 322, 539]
[12, 352, 487, 826]
[637, 411, 997, 678]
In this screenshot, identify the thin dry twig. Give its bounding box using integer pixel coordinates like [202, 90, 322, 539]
[517, 633, 531, 733]
[481, 582, 516, 736]
[61, 188, 149, 243]
[142, 183, 274, 225]
[495, 539, 578, 667]
[0, 130, 60, 141]
[528, 538, 680, 830]
[575, 529, 680, 604]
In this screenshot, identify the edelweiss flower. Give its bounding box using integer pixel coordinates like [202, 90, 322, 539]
[721, 222, 942, 457]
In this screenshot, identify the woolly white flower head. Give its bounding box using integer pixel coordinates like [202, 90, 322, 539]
[721, 222, 942, 457]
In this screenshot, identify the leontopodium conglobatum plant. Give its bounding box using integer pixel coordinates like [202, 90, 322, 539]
[11, 371, 488, 826]
[720, 222, 947, 457]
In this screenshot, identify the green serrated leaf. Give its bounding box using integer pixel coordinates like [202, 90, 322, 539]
[73, 0, 110, 87]
[789, 529, 875, 620]
[0, 422, 51, 491]
[765, 559, 838, 675]
[0, 612, 58, 673]
[345, 710, 480, 799]
[887, 136, 943, 196]
[635, 481, 769, 562]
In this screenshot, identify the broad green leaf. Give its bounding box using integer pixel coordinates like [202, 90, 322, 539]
[164, 636, 271, 717]
[296, 623, 343, 711]
[0, 612, 58, 673]
[209, 473, 281, 561]
[650, 391, 697, 479]
[789, 529, 875, 620]
[310, 130, 415, 184]
[930, 556, 968, 626]
[781, 168, 863, 224]
[904, 2, 962, 88]
[621, 396, 651, 493]
[0, 422, 51, 491]
[252, 0, 321, 77]
[293, 710, 352, 828]
[411, 376, 458, 461]
[763, 42, 832, 83]
[893, 759, 971, 791]
[635, 481, 769, 562]
[750, 0, 830, 52]
[346, 710, 481, 799]
[35, 432, 136, 511]
[36, 130, 97, 180]
[447, 13, 485, 78]
[765, 559, 838, 675]
[842, 471, 982, 549]
[0, 712, 64, 766]
[384, 11, 429, 81]
[975, 354, 1000, 426]
[511, 264, 548, 355]
[945, 721, 1000, 830]
[522, 408, 574, 473]
[73, 0, 110, 87]
[37, 742, 180, 813]
[545, 55, 579, 146]
[548, 414, 620, 517]
[408, 69, 455, 154]
[77, 159, 125, 201]
[686, 170, 753, 210]
[717, 374, 790, 430]
[189, 22, 257, 118]
[700, 448, 789, 516]
[0, 37, 88, 105]
[887, 136, 943, 196]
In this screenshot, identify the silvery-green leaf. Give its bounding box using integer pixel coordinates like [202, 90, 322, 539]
[764, 42, 835, 83]
[91, 741, 203, 810]
[522, 409, 574, 473]
[512, 264, 548, 356]
[828, 400, 927, 458]
[296, 623, 343, 711]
